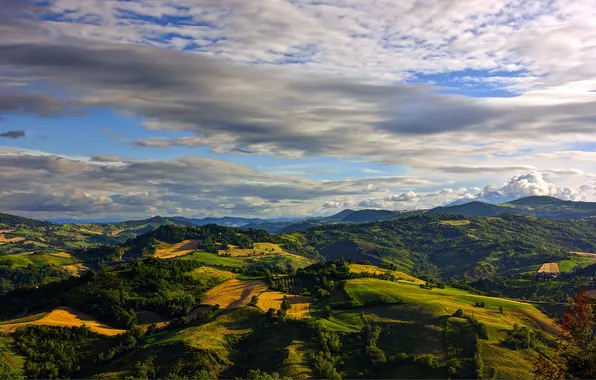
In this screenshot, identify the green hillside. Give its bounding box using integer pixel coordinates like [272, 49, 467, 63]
[296, 214, 596, 279]
[0, 258, 562, 380]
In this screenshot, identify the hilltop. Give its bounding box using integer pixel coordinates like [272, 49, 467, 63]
[428, 196, 596, 219]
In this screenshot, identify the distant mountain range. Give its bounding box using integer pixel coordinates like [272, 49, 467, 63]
[429, 196, 596, 219]
[5, 196, 596, 244]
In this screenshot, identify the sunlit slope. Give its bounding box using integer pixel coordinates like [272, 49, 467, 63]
[324, 278, 557, 379]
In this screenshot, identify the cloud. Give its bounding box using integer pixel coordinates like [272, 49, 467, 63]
[0, 129, 25, 138]
[1, 5, 596, 168]
[0, 148, 439, 218]
[322, 201, 342, 209]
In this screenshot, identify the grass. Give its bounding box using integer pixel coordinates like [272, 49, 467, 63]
[178, 249, 314, 270]
[439, 220, 471, 226]
[0, 307, 126, 336]
[178, 250, 246, 267]
[557, 256, 595, 272]
[177, 307, 263, 352]
[3, 252, 77, 268]
[333, 278, 559, 379]
[187, 266, 237, 284]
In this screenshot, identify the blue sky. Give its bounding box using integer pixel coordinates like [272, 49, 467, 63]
[0, 0, 595, 219]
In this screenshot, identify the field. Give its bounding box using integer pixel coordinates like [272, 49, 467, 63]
[60, 263, 89, 277]
[439, 220, 471, 226]
[0, 307, 126, 336]
[256, 291, 311, 319]
[202, 279, 268, 309]
[3, 252, 77, 268]
[221, 242, 287, 257]
[348, 263, 425, 284]
[335, 278, 558, 379]
[570, 251, 596, 258]
[179, 249, 314, 269]
[179, 250, 246, 267]
[187, 266, 237, 283]
[154, 239, 200, 259]
[537, 262, 560, 274]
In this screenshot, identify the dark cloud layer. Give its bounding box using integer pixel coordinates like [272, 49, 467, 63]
[0, 129, 25, 138]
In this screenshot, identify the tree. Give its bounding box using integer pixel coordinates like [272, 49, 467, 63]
[0, 340, 23, 380]
[499, 305, 504, 315]
[281, 296, 291, 311]
[249, 295, 259, 307]
[534, 290, 596, 379]
[453, 308, 465, 318]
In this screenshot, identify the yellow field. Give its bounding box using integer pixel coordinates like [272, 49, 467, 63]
[219, 242, 286, 257]
[537, 262, 560, 274]
[187, 266, 237, 283]
[61, 263, 88, 277]
[154, 239, 199, 259]
[110, 228, 124, 236]
[52, 252, 73, 258]
[256, 291, 311, 319]
[0, 307, 125, 336]
[570, 251, 596, 259]
[349, 264, 425, 284]
[78, 228, 103, 235]
[439, 220, 471, 226]
[202, 279, 268, 309]
[0, 232, 25, 244]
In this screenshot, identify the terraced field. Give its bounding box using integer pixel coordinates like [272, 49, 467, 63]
[0, 307, 126, 336]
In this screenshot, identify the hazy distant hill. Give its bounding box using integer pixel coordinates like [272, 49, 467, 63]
[427, 201, 506, 217]
[429, 196, 596, 219]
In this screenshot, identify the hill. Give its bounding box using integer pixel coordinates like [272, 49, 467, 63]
[429, 196, 596, 220]
[295, 214, 596, 279]
[427, 201, 506, 217]
[0, 259, 560, 379]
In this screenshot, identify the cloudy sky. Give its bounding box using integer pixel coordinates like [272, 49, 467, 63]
[1, 0, 595, 219]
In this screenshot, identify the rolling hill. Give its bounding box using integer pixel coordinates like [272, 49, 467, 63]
[429, 196, 596, 219]
[0, 258, 562, 379]
[293, 213, 596, 279]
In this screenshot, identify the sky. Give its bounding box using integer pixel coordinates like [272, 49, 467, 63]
[0, 0, 595, 220]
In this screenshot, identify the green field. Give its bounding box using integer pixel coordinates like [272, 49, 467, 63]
[2, 253, 77, 268]
[178, 249, 314, 270]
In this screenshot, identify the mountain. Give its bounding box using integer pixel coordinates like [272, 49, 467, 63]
[427, 201, 506, 217]
[0, 213, 53, 228]
[324, 209, 355, 221]
[430, 196, 596, 219]
[171, 216, 268, 227]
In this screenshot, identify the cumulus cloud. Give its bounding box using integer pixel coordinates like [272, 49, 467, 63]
[0, 129, 25, 138]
